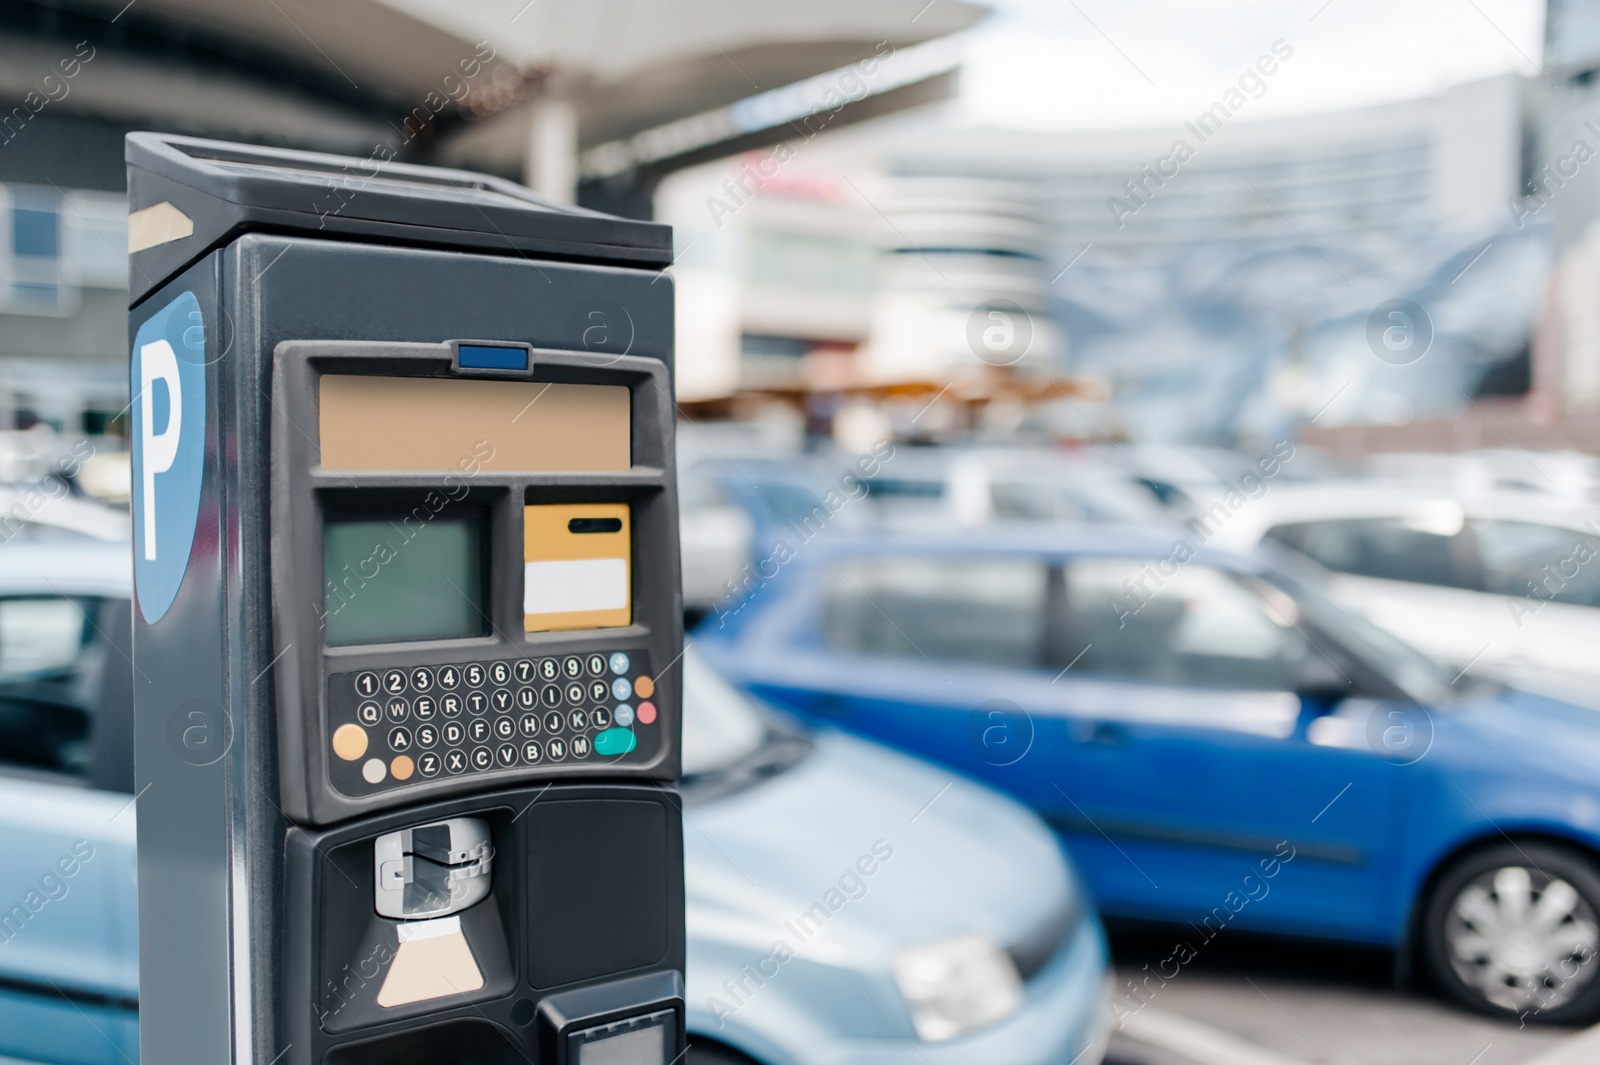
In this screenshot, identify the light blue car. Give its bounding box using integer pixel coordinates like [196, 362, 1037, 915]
[0, 541, 1110, 1065]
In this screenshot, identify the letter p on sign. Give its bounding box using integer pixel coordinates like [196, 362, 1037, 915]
[139, 339, 182, 560]
[131, 290, 206, 623]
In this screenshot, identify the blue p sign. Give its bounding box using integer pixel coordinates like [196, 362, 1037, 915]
[131, 291, 207, 623]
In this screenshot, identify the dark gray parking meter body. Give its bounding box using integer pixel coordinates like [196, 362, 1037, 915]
[126, 133, 684, 1065]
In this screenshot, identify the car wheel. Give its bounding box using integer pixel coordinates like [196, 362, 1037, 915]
[1422, 842, 1600, 1024]
[685, 1036, 764, 1065]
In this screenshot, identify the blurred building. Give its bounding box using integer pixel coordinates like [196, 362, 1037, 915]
[0, 2, 400, 435]
[884, 76, 1523, 265]
[1299, 0, 1600, 456]
[0, 0, 983, 441]
[1546, 0, 1600, 75]
[660, 72, 1539, 443]
[653, 0, 1600, 451]
[660, 158, 1065, 406]
[872, 77, 1539, 444]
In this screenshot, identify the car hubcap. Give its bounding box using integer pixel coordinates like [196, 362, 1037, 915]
[1446, 865, 1600, 1013]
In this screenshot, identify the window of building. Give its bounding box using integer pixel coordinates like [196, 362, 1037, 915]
[1, 186, 67, 314]
[745, 227, 876, 294]
[64, 189, 130, 289]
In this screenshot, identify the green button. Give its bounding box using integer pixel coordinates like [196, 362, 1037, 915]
[594, 727, 637, 757]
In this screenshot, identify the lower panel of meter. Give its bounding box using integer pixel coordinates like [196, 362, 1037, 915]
[326, 650, 661, 797]
[283, 782, 685, 1065]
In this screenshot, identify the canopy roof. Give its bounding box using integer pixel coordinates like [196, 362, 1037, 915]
[66, 0, 985, 148]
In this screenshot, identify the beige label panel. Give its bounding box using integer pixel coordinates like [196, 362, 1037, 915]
[524, 503, 631, 632]
[318, 375, 630, 472]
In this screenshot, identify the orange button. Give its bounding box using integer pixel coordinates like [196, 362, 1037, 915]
[637, 701, 656, 725]
[634, 675, 655, 699]
[331, 723, 368, 761]
[390, 755, 415, 781]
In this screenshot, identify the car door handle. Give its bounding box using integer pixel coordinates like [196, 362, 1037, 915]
[1072, 720, 1128, 745]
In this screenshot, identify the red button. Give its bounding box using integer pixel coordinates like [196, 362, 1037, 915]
[637, 701, 656, 725]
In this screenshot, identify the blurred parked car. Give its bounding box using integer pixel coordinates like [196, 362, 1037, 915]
[0, 543, 137, 1065]
[1366, 449, 1600, 505]
[679, 445, 1169, 616]
[675, 418, 806, 610]
[0, 545, 1110, 1065]
[0, 482, 127, 544]
[1092, 442, 1344, 518]
[1206, 482, 1600, 702]
[851, 446, 1169, 530]
[680, 460, 756, 613]
[698, 526, 1600, 1024]
[678, 456, 872, 615]
[679, 650, 1110, 1065]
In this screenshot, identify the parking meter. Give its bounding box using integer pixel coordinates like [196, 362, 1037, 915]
[126, 133, 684, 1065]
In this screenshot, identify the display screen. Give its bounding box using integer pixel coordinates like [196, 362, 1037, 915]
[322, 514, 486, 646]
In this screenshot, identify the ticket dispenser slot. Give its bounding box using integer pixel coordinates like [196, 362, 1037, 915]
[372, 819, 493, 1009]
[128, 133, 684, 1065]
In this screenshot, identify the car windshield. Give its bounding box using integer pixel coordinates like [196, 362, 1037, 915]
[680, 647, 772, 777]
[1257, 550, 1460, 704]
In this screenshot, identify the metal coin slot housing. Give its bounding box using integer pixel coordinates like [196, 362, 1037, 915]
[374, 817, 492, 920]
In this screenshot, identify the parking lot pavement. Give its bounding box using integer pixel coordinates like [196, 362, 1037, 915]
[1099, 928, 1574, 1065]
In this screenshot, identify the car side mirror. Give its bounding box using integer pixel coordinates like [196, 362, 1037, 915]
[1293, 656, 1351, 710]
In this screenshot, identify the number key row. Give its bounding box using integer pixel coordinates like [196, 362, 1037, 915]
[354, 654, 632, 697]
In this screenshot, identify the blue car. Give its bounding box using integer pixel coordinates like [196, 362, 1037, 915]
[697, 527, 1600, 1025]
[0, 541, 1111, 1065]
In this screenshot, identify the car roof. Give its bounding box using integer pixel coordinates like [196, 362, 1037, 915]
[1202, 479, 1600, 550]
[0, 484, 129, 541]
[782, 523, 1261, 571]
[0, 541, 131, 597]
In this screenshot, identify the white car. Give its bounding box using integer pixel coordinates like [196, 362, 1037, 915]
[846, 447, 1171, 530]
[0, 482, 127, 545]
[1205, 481, 1600, 702]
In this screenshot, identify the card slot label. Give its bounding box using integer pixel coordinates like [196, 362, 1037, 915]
[523, 503, 631, 632]
[524, 558, 628, 614]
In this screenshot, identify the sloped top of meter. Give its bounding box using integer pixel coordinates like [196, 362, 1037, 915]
[125, 132, 673, 307]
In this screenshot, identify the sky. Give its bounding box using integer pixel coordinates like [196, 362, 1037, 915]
[955, 0, 1549, 129]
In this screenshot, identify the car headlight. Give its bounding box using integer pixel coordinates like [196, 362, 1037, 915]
[891, 934, 1024, 1042]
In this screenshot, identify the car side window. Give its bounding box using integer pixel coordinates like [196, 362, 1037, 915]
[0, 595, 129, 787]
[1473, 520, 1600, 607]
[822, 557, 1048, 669]
[1266, 517, 1477, 590]
[676, 472, 729, 512]
[1063, 560, 1320, 690]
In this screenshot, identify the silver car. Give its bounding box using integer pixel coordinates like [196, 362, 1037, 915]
[0, 544, 1110, 1065]
[680, 650, 1111, 1064]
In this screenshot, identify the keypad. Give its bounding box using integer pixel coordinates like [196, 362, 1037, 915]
[328, 651, 658, 794]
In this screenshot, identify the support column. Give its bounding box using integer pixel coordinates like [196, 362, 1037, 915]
[526, 88, 577, 204]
